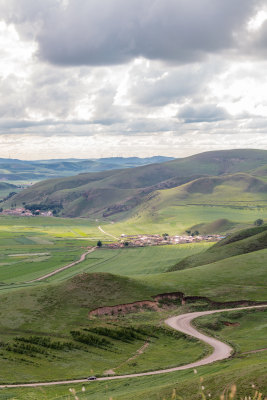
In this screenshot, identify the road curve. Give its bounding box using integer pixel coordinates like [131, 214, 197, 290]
[27, 248, 96, 283]
[0, 304, 266, 388]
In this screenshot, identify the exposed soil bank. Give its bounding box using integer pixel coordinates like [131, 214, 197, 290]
[89, 291, 267, 317]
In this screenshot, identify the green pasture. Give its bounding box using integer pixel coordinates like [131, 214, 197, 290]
[104, 204, 267, 235]
[194, 308, 267, 353]
[1, 309, 266, 399]
[0, 216, 104, 285]
[85, 244, 211, 276]
[138, 248, 267, 302]
[0, 245, 266, 385]
[0, 214, 266, 397]
[0, 215, 213, 287]
[0, 298, 207, 384]
[43, 243, 211, 283]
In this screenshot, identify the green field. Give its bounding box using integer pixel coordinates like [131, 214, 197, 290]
[0, 215, 212, 287]
[0, 216, 102, 286]
[0, 309, 266, 399]
[49, 243, 211, 279]
[0, 213, 266, 398]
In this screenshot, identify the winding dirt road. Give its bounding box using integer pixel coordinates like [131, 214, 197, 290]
[0, 304, 266, 388]
[27, 248, 96, 283]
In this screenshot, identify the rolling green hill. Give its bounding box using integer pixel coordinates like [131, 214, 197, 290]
[4, 150, 267, 225]
[169, 224, 267, 271]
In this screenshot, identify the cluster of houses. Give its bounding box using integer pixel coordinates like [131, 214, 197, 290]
[0, 208, 53, 217]
[104, 233, 224, 249]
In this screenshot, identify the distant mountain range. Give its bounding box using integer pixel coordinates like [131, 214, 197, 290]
[0, 156, 174, 182]
[5, 149, 267, 224]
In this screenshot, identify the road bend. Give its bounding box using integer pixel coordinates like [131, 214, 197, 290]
[0, 304, 266, 388]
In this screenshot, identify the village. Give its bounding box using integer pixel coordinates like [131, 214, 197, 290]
[0, 207, 53, 217]
[103, 232, 225, 248]
[0, 208, 225, 248]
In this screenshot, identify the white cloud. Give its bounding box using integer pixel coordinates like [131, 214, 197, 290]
[0, 0, 266, 159]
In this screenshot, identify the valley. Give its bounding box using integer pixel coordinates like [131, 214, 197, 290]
[0, 150, 266, 399]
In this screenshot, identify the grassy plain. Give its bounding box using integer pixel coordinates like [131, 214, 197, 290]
[0, 215, 211, 287]
[56, 243, 211, 278]
[0, 215, 102, 286]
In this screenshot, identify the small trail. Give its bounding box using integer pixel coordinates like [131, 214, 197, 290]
[98, 225, 119, 240]
[26, 248, 96, 283]
[1, 304, 266, 388]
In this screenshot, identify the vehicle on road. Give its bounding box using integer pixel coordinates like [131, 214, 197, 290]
[87, 376, 97, 381]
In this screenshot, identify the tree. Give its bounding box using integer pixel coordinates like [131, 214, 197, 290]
[254, 219, 264, 226]
[97, 240, 102, 247]
[185, 230, 191, 235]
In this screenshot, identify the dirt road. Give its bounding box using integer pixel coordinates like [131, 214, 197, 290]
[98, 225, 119, 240]
[27, 247, 96, 283]
[1, 304, 266, 388]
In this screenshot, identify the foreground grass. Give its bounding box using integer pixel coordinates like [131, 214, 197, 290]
[194, 308, 267, 354]
[0, 319, 266, 399]
[0, 304, 207, 384]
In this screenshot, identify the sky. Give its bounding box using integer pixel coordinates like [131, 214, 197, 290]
[0, 0, 267, 160]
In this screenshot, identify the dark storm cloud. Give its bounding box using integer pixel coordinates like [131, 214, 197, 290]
[1, 0, 261, 66]
[177, 104, 230, 123]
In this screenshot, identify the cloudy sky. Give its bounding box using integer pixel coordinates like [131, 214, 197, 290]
[0, 0, 267, 159]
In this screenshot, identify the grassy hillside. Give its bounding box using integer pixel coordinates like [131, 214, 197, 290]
[2, 310, 266, 399]
[169, 224, 267, 271]
[0, 247, 266, 384]
[0, 182, 18, 199]
[0, 219, 266, 387]
[4, 149, 267, 223]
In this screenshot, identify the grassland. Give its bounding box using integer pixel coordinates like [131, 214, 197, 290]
[194, 308, 267, 353]
[52, 243, 211, 278]
[139, 249, 267, 302]
[170, 224, 267, 271]
[0, 309, 266, 399]
[104, 204, 267, 236]
[0, 204, 266, 398]
[0, 215, 102, 286]
[0, 242, 266, 386]
[0, 215, 212, 287]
